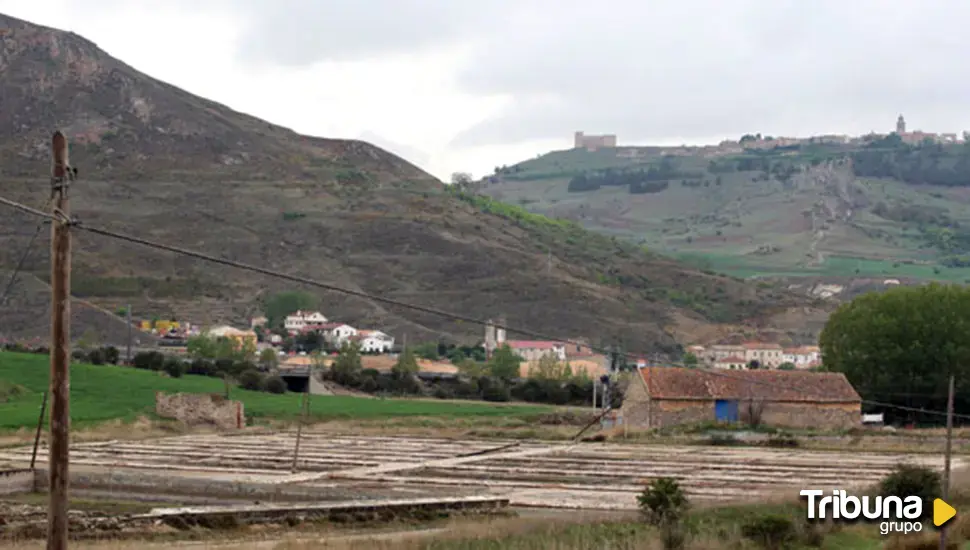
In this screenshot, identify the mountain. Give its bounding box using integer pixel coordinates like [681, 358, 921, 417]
[482, 136, 970, 293]
[0, 13, 816, 352]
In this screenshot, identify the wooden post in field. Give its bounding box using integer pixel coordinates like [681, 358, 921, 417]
[940, 375, 955, 550]
[291, 390, 310, 472]
[48, 130, 75, 550]
[30, 390, 48, 470]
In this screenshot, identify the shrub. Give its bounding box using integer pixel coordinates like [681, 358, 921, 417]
[765, 433, 799, 448]
[188, 359, 214, 377]
[707, 434, 741, 446]
[879, 464, 941, 520]
[162, 358, 186, 378]
[637, 477, 689, 527]
[263, 375, 287, 394]
[132, 351, 164, 371]
[740, 514, 796, 549]
[102, 346, 120, 365]
[481, 383, 511, 402]
[87, 348, 106, 365]
[238, 369, 265, 391]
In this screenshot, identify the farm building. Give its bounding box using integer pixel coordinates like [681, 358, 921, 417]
[621, 367, 861, 430]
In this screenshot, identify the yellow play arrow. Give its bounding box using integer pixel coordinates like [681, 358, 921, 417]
[934, 498, 957, 527]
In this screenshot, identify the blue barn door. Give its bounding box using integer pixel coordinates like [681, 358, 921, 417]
[715, 400, 739, 423]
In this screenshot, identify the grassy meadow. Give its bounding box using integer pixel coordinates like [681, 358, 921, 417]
[0, 352, 551, 432]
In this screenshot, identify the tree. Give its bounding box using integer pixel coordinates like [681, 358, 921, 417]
[450, 172, 473, 189]
[330, 342, 363, 385]
[682, 352, 699, 368]
[487, 344, 522, 380]
[747, 359, 761, 370]
[238, 369, 265, 391]
[529, 354, 569, 381]
[392, 347, 420, 377]
[777, 362, 796, 371]
[258, 348, 278, 369]
[263, 291, 316, 328]
[820, 284, 970, 423]
[456, 358, 486, 378]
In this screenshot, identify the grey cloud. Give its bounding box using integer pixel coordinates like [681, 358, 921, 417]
[59, 0, 970, 147]
[449, 0, 970, 146]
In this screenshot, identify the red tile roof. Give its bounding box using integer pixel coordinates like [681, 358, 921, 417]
[505, 340, 561, 350]
[638, 367, 860, 403]
[742, 342, 783, 349]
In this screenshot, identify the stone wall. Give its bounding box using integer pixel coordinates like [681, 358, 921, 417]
[623, 392, 861, 430]
[155, 392, 244, 430]
[0, 469, 36, 495]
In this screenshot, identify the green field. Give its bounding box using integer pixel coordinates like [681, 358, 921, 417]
[0, 352, 550, 431]
[483, 143, 970, 283]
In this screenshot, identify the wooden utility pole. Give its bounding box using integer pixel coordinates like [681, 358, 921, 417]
[126, 304, 132, 364]
[940, 375, 955, 550]
[48, 130, 74, 550]
[291, 390, 310, 472]
[30, 390, 49, 470]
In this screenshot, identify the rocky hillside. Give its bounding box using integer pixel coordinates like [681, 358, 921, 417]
[0, 13, 811, 352]
[483, 139, 970, 288]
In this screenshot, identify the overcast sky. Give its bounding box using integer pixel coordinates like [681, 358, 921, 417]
[3, 0, 969, 181]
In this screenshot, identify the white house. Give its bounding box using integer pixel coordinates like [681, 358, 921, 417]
[742, 342, 784, 368]
[505, 340, 567, 362]
[782, 346, 822, 368]
[318, 323, 358, 346]
[284, 310, 328, 333]
[354, 330, 395, 353]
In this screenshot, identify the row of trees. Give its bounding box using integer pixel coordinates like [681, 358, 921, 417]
[820, 283, 970, 424]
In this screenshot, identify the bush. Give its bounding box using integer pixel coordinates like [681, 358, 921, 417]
[765, 433, 799, 448]
[879, 464, 941, 520]
[238, 369, 265, 391]
[132, 351, 164, 371]
[263, 375, 287, 394]
[478, 376, 510, 402]
[103, 346, 120, 365]
[638, 477, 689, 527]
[163, 358, 186, 378]
[740, 514, 796, 550]
[432, 386, 454, 399]
[87, 348, 106, 365]
[706, 434, 742, 446]
[187, 358, 214, 377]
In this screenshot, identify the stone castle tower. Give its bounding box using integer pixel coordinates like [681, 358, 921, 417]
[896, 114, 906, 134]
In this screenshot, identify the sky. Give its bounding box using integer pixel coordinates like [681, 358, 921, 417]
[2, 0, 969, 181]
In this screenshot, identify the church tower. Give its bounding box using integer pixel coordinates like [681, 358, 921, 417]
[896, 114, 906, 134]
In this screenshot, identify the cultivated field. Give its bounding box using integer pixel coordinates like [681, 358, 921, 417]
[1, 433, 960, 511]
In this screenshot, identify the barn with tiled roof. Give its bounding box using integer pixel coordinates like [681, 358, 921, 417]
[621, 367, 861, 430]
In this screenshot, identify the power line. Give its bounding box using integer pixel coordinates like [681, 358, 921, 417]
[0, 193, 965, 420]
[0, 198, 51, 308]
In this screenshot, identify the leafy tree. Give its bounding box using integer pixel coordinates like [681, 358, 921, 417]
[392, 347, 420, 377]
[529, 354, 569, 381]
[264, 375, 287, 394]
[163, 357, 186, 378]
[447, 349, 466, 364]
[682, 352, 699, 368]
[263, 291, 316, 328]
[747, 359, 761, 370]
[330, 342, 363, 385]
[638, 477, 689, 526]
[258, 348, 278, 369]
[820, 283, 970, 422]
[238, 369, 265, 391]
[450, 172, 473, 189]
[456, 358, 486, 378]
[412, 342, 439, 360]
[879, 464, 940, 520]
[777, 362, 796, 371]
[487, 344, 522, 380]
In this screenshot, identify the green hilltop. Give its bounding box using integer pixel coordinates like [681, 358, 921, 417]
[480, 133, 970, 284]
